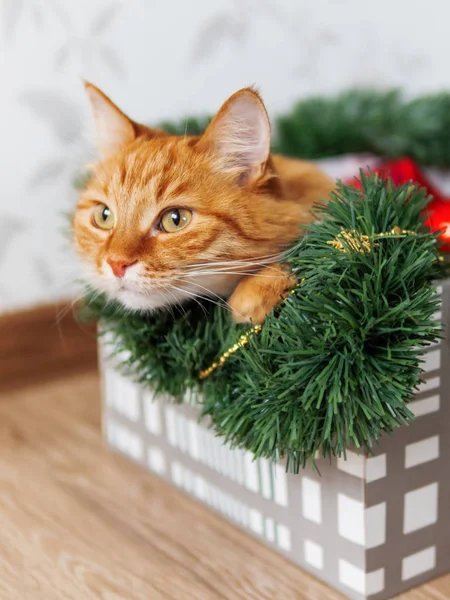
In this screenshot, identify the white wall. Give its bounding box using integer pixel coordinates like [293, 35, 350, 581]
[1, 0, 449, 312]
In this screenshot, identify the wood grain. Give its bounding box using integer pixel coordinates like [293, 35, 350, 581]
[0, 302, 97, 392]
[0, 371, 448, 600]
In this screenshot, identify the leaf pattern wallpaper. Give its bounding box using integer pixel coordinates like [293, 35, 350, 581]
[0, 0, 448, 313]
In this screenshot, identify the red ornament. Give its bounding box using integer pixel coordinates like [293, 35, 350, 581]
[344, 157, 450, 251]
[424, 198, 450, 252]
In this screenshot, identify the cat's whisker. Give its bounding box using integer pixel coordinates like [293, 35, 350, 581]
[183, 263, 284, 272]
[168, 284, 209, 317]
[185, 249, 289, 267]
[169, 284, 233, 315]
[121, 282, 178, 319]
[116, 305, 136, 327]
[180, 281, 250, 322]
[178, 270, 286, 279]
[54, 291, 86, 326]
[52, 289, 101, 351]
[161, 286, 185, 318]
[169, 284, 216, 306]
[160, 289, 177, 319]
[183, 260, 288, 275]
[183, 280, 232, 310]
[185, 282, 250, 318]
[184, 253, 287, 270]
[180, 260, 287, 276]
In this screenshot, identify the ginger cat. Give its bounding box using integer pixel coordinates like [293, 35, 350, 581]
[73, 84, 334, 324]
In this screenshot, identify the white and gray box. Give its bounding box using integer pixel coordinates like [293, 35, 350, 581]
[99, 282, 449, 600]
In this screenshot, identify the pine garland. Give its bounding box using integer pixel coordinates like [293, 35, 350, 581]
[151, 89, 450, 167]
[77, 88, 450, 471]
[201, 176, 445, 469]
[273, 89, 450, 166]
[81, 174, 446, 470]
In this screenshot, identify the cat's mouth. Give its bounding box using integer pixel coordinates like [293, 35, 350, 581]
[119, 282, 144, 293]
[116, 282, 149, 302]
[114, 280, 177, 311]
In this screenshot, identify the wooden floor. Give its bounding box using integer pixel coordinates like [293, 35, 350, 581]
[0, 372, 449, 600]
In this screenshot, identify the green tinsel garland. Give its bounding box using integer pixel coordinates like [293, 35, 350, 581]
[78, 88, 450, 471]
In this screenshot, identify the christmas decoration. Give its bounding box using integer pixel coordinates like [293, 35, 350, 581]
[156, 89, 450, 168]
[78, 88, 450, 470]
[82, 173, 446, 470]
[345, 156, 450, 250]
[273, 89, 450, 168]
[84, 89, 450, 600]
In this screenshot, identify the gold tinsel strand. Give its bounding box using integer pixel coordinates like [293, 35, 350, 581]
[327, 226, 417, 253]
[327, 229, 373, 253]
[199, 324, 262, 380]
[198, 226, 419, 380]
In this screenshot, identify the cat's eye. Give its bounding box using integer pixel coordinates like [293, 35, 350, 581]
[92, 203, 115, 230]
[159, 208, 192, 233]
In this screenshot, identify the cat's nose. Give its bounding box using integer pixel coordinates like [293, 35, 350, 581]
[107, 258, 137, 278]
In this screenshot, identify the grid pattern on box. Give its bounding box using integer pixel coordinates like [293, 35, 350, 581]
[107, 418, 143, 460]
[103, 363, 444, 599]
[170, 460, 292, 552]
[102, 284, 448, 600]
[164, 405, 288, 506]
[339, 561, 385, 596]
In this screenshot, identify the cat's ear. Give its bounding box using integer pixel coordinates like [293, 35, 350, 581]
[84, 82, 137, 158]
[198, 87, 271, 185]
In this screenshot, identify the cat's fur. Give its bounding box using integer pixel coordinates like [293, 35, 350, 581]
[73, 83, 334, 323]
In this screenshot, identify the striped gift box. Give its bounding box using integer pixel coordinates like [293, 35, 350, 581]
[99, 282, 449, 600]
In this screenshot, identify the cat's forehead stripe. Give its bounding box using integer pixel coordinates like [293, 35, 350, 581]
[116, 140, 184, 199]
[154, 170, 171, 200]
[165, 181, 189, 200]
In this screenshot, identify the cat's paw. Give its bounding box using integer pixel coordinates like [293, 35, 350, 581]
[229, 268, 295, 324]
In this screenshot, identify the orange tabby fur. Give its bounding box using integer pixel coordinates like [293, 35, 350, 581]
[73, 84, 334, 323]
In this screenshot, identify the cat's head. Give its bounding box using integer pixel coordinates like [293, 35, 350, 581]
[73, 83, 285, 311]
